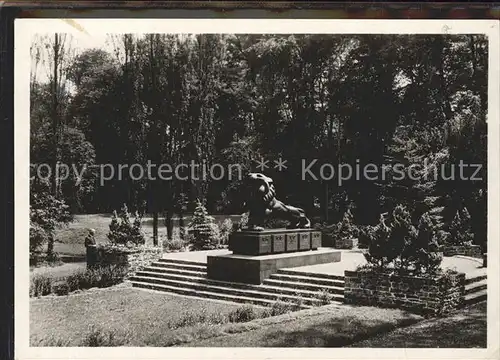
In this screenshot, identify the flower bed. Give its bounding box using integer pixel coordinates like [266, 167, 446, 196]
[344, 269, 465, 315]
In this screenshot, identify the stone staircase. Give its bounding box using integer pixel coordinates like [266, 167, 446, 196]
[129, 258, 345, 308]
[463, 273, 487, 306]
[130, 258, 486, 309]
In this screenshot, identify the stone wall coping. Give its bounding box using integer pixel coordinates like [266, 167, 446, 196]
[345, 269, 465, 282]
[95, 244, 162, 255]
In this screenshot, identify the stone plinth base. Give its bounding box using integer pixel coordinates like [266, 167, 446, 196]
[207, 248, 341, 284]
[229, 229, 322, 256]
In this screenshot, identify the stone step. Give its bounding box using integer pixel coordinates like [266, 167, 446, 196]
[465, 274, 487, 285]
[157, 258, 207, 267]
[135, 270, 344, 301]
[149, 261, 207, 272]
[269, 273, 345, 287]
[136, 270, 208, 282]
[263, 278, 343, 295]
[141, 266, 206, 278]
[129, 275, 328, 307]
[131, 281, 292, 308]
[277, 269, 344, 281]
[463, 289, 487, 306]
[465, 279, 487, 295]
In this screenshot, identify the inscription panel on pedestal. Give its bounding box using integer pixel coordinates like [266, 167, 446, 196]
[259, 234, 272, 254]
[299, 232, 311, 250]
[311, 231, 322, 249]
[272, 234, 285, 253]
[286, 233, 299, 252]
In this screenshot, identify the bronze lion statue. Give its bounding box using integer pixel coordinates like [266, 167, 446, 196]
[242, 173, 311, 231]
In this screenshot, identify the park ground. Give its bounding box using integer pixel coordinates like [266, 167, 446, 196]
[30, 284, 486, 347]
[30, 214, 487, 347]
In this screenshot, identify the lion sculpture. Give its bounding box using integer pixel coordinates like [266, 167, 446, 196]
[242, 173, 311, 231]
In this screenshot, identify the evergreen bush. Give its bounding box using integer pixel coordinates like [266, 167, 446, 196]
[337, 208, 359, 240]
[363, 205, 443, 276]
[363, 214, 394, 270]
[188, 199, 220, 250]
[107, 204, 145, 246]
[406, 213, 443, 274]
[391, 205, 418, 270]
[449, 207, 475, 246]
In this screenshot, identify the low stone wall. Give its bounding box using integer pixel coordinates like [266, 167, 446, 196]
[442, 245, 482, 258]
[344, 270, 465, 315]
[87, 245, 162, 278]
[335, 238, 358, 249]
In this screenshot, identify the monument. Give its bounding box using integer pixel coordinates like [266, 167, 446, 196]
[207, 173, 341, 284]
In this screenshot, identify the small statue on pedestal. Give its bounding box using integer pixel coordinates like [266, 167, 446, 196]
[242, 173, 311, 231]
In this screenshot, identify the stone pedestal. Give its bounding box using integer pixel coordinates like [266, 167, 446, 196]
[229, 228, 322, 256]
[207, 248, 341, 284]
[211, 228, 340, 284]
[210, 228, 340, 284]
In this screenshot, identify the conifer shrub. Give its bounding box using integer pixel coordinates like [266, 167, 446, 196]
[362, 204, 443, 276]
[412, 213, 443, 274]
[448, 207, 475, 246]
[363, 214, 394, 270]
[188, 199, 220, 250]
[107, 204, 145, 246]
[391, 205, 418, 270]
[337, 208, 359, 240]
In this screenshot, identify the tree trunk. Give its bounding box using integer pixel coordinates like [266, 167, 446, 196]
[51, 34, 60, 198]
[152, 211, 158, 246]
[48, 34, 60, 259]
[164, 210, 173, 241]
[323, 181, 329, 223]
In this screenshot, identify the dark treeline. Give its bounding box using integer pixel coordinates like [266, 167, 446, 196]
[30, 34, 487, 244]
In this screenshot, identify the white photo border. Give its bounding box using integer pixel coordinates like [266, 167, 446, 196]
[15, 18, 500, 360]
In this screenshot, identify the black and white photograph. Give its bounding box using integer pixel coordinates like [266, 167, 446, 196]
[15, 18, 499, 358]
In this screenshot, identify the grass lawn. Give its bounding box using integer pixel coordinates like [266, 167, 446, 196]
[30, 285, 425, 347]
[180, 304, 423, 347]
[51, 213, 241, 257]
[348, 302, 487, 348]
[30, 286, 264, 347]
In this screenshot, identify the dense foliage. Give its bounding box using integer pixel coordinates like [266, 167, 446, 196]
[30, 34, 487, 247]
[29, 182, 73, 258]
